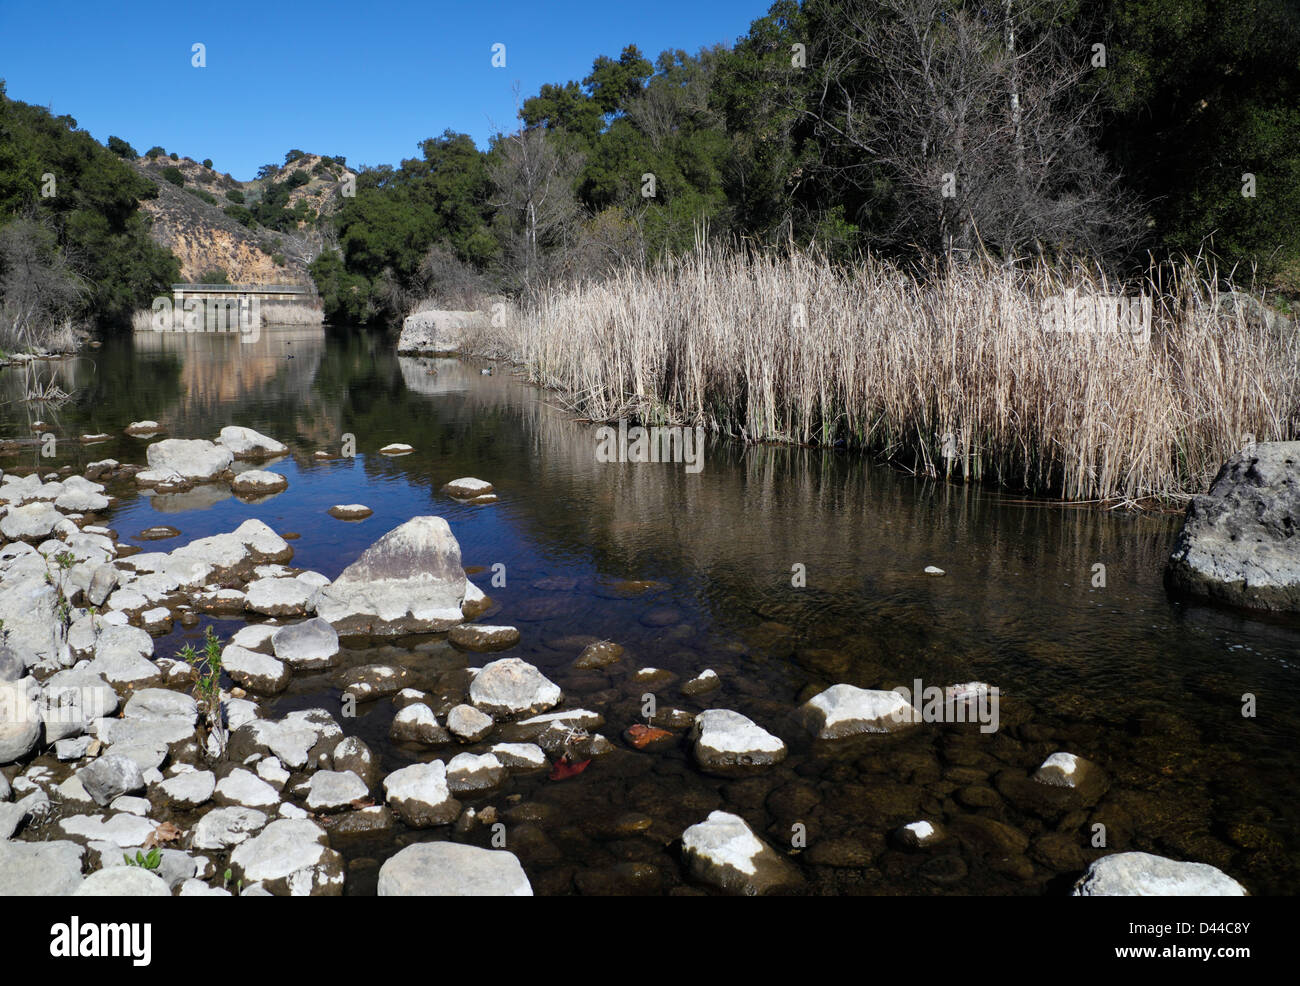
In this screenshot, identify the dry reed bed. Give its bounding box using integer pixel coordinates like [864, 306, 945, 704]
[499, 246, 1299, 502]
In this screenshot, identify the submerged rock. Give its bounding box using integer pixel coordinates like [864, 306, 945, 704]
[441, 477, 494, 498]
[680, 811, 800, 895]
[1073, 852, 1247, 896]
[447, 623, 519, 652]
[377, 841, 531, 896]
[328, 504, 373, 521]
[231, 470, 289, 496]
[1166, 441, 1300, 611]
[573, 640, 623, 669]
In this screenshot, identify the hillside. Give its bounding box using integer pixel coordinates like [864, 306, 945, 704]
[132, 152, 355, 284]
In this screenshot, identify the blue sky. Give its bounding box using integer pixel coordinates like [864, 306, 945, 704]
[0, 0, 774, 181]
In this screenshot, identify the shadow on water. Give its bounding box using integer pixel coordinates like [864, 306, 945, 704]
[3, 324, 1297, 895]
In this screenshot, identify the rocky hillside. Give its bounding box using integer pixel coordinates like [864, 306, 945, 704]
[132, 153, 355, 285]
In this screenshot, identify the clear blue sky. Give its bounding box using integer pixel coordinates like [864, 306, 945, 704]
[0, 0, 774, 181]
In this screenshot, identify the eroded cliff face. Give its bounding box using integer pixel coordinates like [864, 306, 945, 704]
[139, 194, 284, 283]
[132, 153, 354, 285]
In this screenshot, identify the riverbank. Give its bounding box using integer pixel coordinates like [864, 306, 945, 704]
[479, 246, 1298, 505]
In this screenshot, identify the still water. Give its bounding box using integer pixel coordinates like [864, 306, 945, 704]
[3, 324, 1297, 895]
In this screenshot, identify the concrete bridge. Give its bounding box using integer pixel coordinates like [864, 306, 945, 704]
[171, 282, 320, 308]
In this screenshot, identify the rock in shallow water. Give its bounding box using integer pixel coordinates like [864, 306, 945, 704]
[690, 709, 786, 773]
[1072, 852, 1247, 896]
[377, 841, 531, 896]
[383, 761, 461, 827]
[1166, 441, 1300, 611]
[468, 657, 562, 717]
[797, 684, 920, 738]
[271, 617, 339, 670]
[680, 811, 800, 895]
[448, 623, 519, 652]
[314, 516, 468, 635]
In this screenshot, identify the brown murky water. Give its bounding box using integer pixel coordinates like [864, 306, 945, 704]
[3, 324, 1297, 894]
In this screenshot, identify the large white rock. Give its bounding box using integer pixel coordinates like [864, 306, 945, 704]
[690, 709, 786, 773]
[191, 806, 269, 850]
[798, 684, 920, 738]
[160, 519, 293, 589]
[382, 761, 460, 827]
[227, 710, 340, 769]
[0, 840, 85, 895]
[396, 309, 491, 356]
[314, 516, 469, 635]
[216, 426, 288, 460]
[229, 818, 344, 896]
[123, 687, 197, 724]
[84, 625, 158, 687]
[221, 645, 289, 694]
[136, 439, 233, 487]
[215, 768, 282, 809]
[305, 770, 368, 812]
[681, 811, 800, 895]
[74, 867, 171, 896]
[468, 658, 562, 717]
[158, 770, 216, 808]
[77, 754, 145, 806]
[271, 617, 339, 670]
[0, 501, 64, 540]
[0, 680, 41, 764]
[377, 841, 532, 896]
[231, 469, 288, 496]
[1167, 442, 1300, 611]
[245, 576, 316, 617]
[56, 812, 158, 847]
[1073, 852, 1248, 896]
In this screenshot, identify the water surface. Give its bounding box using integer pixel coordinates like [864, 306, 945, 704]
[3, 324, 1296, 895]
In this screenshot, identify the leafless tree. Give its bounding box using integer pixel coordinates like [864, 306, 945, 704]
[489, 109, 585, 294]
[806, 0, 1137, 262]
[0, 215, 88, 348]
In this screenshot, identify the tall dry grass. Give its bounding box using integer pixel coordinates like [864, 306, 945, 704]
[496, 243, 1299, 502]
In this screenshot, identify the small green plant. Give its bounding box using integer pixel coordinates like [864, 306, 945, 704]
[124, 848, 163, 870]
[179, 626, 226, 759]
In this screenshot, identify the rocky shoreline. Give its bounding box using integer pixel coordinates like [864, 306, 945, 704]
[0, 421, 1269, 895]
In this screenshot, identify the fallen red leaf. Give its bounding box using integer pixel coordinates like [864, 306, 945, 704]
[625, 723, 672, 749]
[548, 754, 592, 781]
